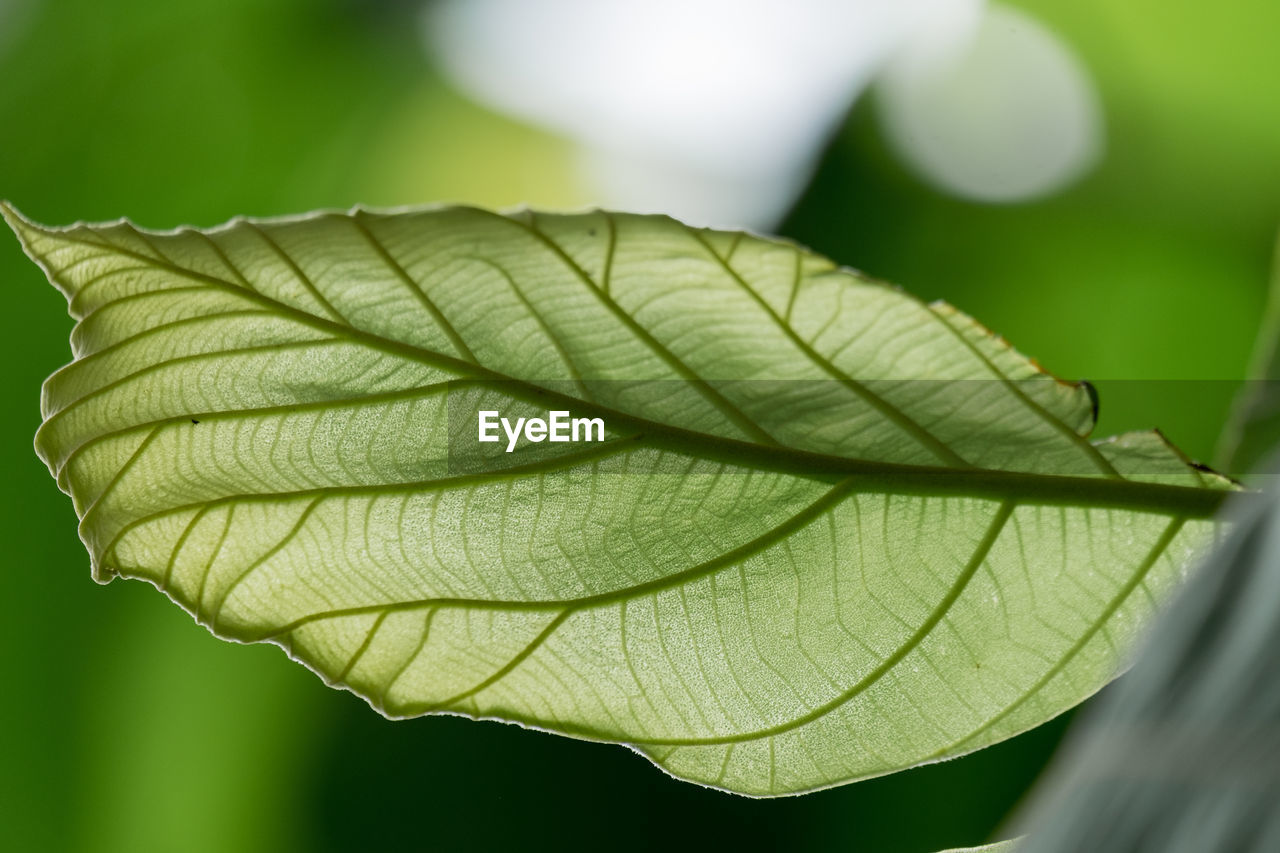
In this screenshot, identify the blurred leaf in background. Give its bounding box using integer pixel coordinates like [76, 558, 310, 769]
[1, 0, 1276, 851]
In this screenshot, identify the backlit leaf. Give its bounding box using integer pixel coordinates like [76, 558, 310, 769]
[5, 202, 1234, 795]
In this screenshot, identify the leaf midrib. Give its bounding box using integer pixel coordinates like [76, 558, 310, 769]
[26, 218, 1236, 522]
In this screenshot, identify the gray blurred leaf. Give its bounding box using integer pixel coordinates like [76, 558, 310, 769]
[1013, 481, 1280, 852]
[938, 839, 1022, 852]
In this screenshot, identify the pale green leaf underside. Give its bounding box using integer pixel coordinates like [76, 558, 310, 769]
[6, 202, 1232, 796]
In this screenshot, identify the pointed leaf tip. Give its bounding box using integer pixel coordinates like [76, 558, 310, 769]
[0, 200, 25, 235]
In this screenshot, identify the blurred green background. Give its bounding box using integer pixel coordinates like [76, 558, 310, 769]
[1, 1, 1276, 850]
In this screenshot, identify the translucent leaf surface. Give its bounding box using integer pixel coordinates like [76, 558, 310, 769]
[5, 203, 1234, 795]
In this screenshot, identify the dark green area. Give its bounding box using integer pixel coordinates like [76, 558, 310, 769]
[1, 0, 1275, 850]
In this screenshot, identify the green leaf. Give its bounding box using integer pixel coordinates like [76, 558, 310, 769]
[5, 202, 1234, 796]
[1216, 229, 1280, 477]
